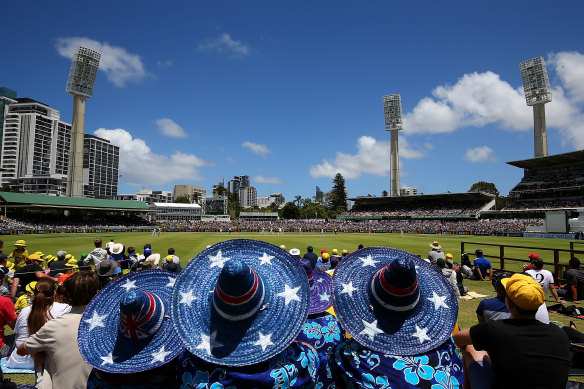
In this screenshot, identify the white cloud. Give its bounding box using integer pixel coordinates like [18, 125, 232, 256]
[154, 118, 187, 138]
[93, 128, 214, 186]
[157, 59, 174, 68]
[254, 176, 283, 184]
[197, 33, 251, 58]
[464, 146, 495, 163]
[309, 136, 424, 179]
[549, 51, 584, 102]
[242, 141, 271, 157]
[55, 37, 147, 87]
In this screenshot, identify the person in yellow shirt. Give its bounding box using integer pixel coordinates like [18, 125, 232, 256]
[14, 281, 36, 314]
[9, 240, 29, 269]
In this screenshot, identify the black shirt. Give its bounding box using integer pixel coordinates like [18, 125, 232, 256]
[49, 260, 67, 277]
[470, 318, 570, 388]
[303, 252, 318, 269]
[14, 264, 43, 290]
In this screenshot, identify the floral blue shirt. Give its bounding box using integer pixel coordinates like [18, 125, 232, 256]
[330, 337, 464, 388]
[177, 341, 319, 389]
[296, 314, 344, 389]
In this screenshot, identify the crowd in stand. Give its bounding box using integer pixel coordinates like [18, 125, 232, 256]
[505, 198, 584, 210]
[0, 237, 576, 388]
[341, 200, 489, 217]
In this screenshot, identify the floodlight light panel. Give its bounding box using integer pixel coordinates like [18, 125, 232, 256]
[519, 56, 552, 106]
[66, 46, 101, 98]
[382, 94, 403, 130]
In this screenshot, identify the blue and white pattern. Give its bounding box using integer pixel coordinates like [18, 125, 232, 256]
[330, 337, 464, 388]
[177, 342, 319, 389]
[296, 314, 345, 389]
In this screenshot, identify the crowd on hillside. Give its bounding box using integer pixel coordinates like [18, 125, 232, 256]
[0, 237, 577, 388]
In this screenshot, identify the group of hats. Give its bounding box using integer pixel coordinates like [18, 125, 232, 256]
[78, 239, 459, 374]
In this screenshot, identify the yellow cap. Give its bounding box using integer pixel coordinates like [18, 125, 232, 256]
[65, 258, 78, 267]
[26, 281, 38, 294]
[28, 254, 42, 261]
[332, 249, 338, 254]
[279, 245, 286, 250]
[166, 255, 174, 263]
[501, 274, 545, 310]
[444, 253, 453, 260]
[45, 255, 56, 263]
[34, 251, 44, 258]
[65, 253, 72, 260]
[15, 240, 26, 246]
[322, 253, 330, 260]
[342, 249, 348, 255]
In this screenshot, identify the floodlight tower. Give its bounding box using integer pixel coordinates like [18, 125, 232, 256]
[519, 57, 552, 158]
[383, 94, 403, 197]
[65, 46, 101, 197]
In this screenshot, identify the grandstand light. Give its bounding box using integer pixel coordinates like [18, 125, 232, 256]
[65, 46, 101, 197]
[519, 57, 552, 159]
[382, 94, 403, 197]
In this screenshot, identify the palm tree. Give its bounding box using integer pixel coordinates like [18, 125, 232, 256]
[294, 195, 302, 207]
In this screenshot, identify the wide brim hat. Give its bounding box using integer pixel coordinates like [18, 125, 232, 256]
[142, 253, 160, 268]
[111, 243, 124, 255]
[429, 241, 441, 250]
[14, 240, 26, 246]
[299, 258, 332, 314]
[171, 239, 310, 367]
[78, 270, 183, 373]
[96, 259, 118, 276]
[331, 246, 457, 356]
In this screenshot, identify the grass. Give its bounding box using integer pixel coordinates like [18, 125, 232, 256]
[3, 231, 584, 384]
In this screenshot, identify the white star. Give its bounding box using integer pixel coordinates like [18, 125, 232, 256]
[196, 333, 211, 355]
[359, 255, 379, 268]
[151, 345, 172, 363]
[412, 325, 431, 343]
[318, 292, 330, 301]
[179, 290, 198, 306]
[316, 278, 325, 283]
[208, 250, 230, 269]
[254, 332, 274, 351]
[84, 311, 108, 332]
[100, 352, 114, 365]
[276, 284, 301, 305]
[359, 319, 384, 340]
[340, 282, 357, 297]
[427, 291, 449, 310]
[258, 252, 274, 265]
[120, 279, 137, 292]
[166, 277, 176, 288]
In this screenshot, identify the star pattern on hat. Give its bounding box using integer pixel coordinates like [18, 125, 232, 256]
[340, 281, 357, 297]
[254, 332, 274, 351]
[151, 345, 172, 363]
[179, 290, 198, 306]
[427, 291, 449, 310]
[120, 279, 137, 292]
[209, 250, 230, 269]
[359, 255, 379, 268]
[318, 292, 330, 301]
[258, 252, 274, 265]
[84, 311, 108, 332]
[100, 352, 114, 365]
[166, 277, 176, 288]
[412, 325, 431, 343]
[276, 284, 301, 305]
[359, 319, 383, 340]
[196, 333, 212, 355]
[316, 278, 325, 283]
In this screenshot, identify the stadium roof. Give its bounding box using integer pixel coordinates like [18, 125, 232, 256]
[152, 202, 201, 208]
[507, 150, 584, 169]
[349, 191, 495, 204]
[0, 192, 149, 211]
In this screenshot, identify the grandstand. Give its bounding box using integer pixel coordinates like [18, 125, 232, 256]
[504, 150, 584, 212]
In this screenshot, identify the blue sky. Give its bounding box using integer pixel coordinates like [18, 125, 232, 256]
[2, 1, 584, 202]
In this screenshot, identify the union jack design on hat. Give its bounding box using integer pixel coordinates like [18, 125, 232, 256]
[119, 291, 165, 340]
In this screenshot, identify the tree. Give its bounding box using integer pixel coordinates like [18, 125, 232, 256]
[330, 173, 348, 213]
[468, 181, 499, 197]
[281, 202, 300, 219]
[214, 185, 227, 197]
[173, 195, 191, 203]
[227, 191, 241, 218]
[382, 190, 388, 197]
[294, 195, 302, 207]
[301, 202, 328, 220]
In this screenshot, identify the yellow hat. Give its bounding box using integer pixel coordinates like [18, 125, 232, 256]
[26, 281, 38, 294]
[444, 253, 453, 260]
[65, 253, 73, 260]
[45, 255, 56, 263]
[332, 249, 338, 254]
[34, 251, 44, 258]
[15, 240, 26, 246]
[65, 258, 78, 267]
[322, 252, 330, 260]
[501, 274, 545, 310]
[28, 254, 42, 262]
[166, 255, 174, 263]
[342, 249, 348, 255]
[279, 245, 286, 250]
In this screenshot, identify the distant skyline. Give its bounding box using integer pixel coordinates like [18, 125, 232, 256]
[2, 1, 584, 202]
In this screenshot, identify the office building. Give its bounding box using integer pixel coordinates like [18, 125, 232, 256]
[116, 188, 173, 204]
[227, 175, 250, 194]
[239, 186, 257, 208]
[83, 134, 119, 198]
[173, 184, 206, 208]
[0, 87, 17, 155]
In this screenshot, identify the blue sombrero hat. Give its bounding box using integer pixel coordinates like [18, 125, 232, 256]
[171, 239, 310, 366]
[331, 246, 458, 356]
[78, 270, 183, 373]
[299, 258, 332, 314]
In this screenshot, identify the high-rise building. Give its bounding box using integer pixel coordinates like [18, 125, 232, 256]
[239, 186, 257, 208]
[227, 175, 250, 194]
[0, 87, 17, 155]
[173, 184, 207, 208]
[83, 134, 119, 198]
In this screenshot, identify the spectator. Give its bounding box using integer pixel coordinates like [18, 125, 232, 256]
[330, 248, 341, 269]
[8, 240, 28, 269]
[428, 240, 445, 266]
[162, 255, 182, 274]
[471, 249, 493, 281]
[95, 259, 120, 289]
[0, 254, 13, 296]
[330, 247, 463, 387]
[476, 272, 512, 322]
[303, 245, 318, 269]
[558, 257, 584, 302]
[316, 252, 331, 272]
[18, 271, 100, 388]
[453, 274, 570, 388]
[525, 256, 563, 306]
[444, 252, 454, 269]
[14, 281, 36, 315]
[523, 252, 542, 272]
[289, 248, 301, 260]
[10, 255, 48, 300]
[437, 258, 461, 299]
[84, 238, 108, 268]
[167, 247, 180, 264]
[460, 254, 474, 279]
[0, 294, 17, 358]
[48, 250, 67, 278]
